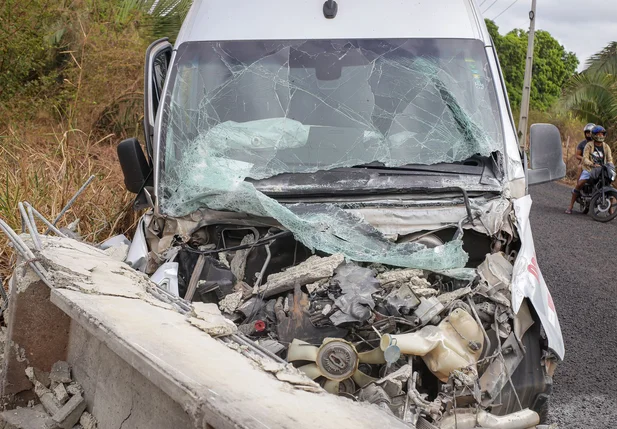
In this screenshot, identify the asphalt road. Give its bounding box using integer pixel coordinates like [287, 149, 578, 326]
[530, 182, 617, 428]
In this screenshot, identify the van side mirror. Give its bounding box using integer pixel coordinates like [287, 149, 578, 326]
[117, 138, 153, 193]
[527, 124, 566, 186]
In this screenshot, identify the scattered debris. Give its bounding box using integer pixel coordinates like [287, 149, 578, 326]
[218, 291, 243, 314]
[49, 361, 71, 384]
[257, 254, 345, 298]
[53, 383, 69, 405]
[52, 393, 86, 429]
[0, 405, 56, 429]
[79, 411, 97, 429]
[21, 363, 98, 429]
[66, 383, 83, 397]
[189, 302, 237, 336]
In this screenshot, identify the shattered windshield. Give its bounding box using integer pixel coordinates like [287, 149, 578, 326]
[160, 39, 503, 196]
[156, 39, 503, 274]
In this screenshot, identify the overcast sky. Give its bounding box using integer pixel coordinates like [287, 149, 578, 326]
[487, 0, 617, 71]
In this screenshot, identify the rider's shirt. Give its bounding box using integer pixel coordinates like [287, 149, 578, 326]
[583, 142, 613, 172]
[577, 139, 589, 154]
[592, 145, 605, 165]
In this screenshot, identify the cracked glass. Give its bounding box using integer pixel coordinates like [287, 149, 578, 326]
[155, 39, 503, 274]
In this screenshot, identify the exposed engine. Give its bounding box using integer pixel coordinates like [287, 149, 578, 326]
[135, 207, 552, 428]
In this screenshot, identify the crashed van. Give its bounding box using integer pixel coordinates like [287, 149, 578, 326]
[116, 0, 567, 427]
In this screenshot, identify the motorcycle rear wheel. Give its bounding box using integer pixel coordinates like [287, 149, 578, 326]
[590, 190, 617, 222]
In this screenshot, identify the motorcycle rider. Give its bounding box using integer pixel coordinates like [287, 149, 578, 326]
[575, 123, 596, 176]
[566, 125, 613, 214]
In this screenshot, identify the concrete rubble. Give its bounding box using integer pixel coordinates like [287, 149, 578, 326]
[3, 362, 97, 429]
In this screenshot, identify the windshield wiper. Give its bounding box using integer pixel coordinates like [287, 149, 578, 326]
[351, 161, 485, 176]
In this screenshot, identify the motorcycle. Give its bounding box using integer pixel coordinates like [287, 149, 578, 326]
[576, 163, 617, 222]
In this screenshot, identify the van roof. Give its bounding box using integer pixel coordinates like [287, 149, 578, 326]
[176, 0, 491, 46]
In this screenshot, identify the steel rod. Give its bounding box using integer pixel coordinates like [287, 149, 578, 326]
[18, 203, 42, 251]
[25, 202, 68, 238]
[45, 175, 95, 234]
[0, 220, 51, 287]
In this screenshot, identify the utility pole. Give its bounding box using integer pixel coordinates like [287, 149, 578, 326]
[518, 0, 537, 151]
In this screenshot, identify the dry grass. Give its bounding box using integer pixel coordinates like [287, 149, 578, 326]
[0, 122, 140, 280]
[0, 11, 148, 282]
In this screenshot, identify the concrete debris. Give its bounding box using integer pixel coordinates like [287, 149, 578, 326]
[19, 362, 98, 429]
[53, 383, 69, 405]
[257, 254, 345, 298]
[410, 287, 439, 298]
[218, 291, 243, 314]
[49, 362, 71, 384]
[0, 406, 57, 429]
[437, 286, 473, 306]
[230, 234, 255, 280]
[258, 360, 322, 393]
[37, 236, 172, 311]
[102, 243, 129, 262]
[377, 269, 424, 286]
[24, 367, 34, 383]
[305, 279, 328, 294]
[65, 384, 83, 397]
[33, 381, 61, 416]
[78, 411, 97, 429]
[189, 302, 237, 336]
[51, 394, 86, 429]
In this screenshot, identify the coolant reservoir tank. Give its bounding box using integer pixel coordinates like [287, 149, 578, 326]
[380, 308, 483, 382]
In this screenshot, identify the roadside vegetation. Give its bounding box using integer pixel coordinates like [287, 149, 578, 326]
[0, 5, 612, 279]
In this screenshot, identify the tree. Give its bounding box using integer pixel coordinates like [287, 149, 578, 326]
[560, 42, 617, 132]
[486, 19, 579, 112]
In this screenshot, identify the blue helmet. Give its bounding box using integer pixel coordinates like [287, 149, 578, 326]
[592, 125, 606, 142]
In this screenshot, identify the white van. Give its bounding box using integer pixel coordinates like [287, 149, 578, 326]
[118, 0, 566, 427]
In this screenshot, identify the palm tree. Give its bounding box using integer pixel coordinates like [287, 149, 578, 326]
[118, 0, 193, 39]
[561, 42, 617, 131]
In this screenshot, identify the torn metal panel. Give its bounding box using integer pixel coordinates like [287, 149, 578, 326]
[478, 252, 513, 295]
[151, 262, 180, 296]
[479, 333, 525, 407]
[514, 299, 535, 341]
[512, 196, 564, 359]
[348, 196, 512, 237]
[125, 214, 151, 272]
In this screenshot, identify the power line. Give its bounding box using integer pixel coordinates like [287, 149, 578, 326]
[482, 0, 500, 14]
[479, 0, 489, 7]
[492, 0, 521, 20]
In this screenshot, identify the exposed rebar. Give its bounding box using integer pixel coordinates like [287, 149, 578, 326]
[45, 175, 95, 234]
[18, 202, 42, 251]
[24, 202, 68, 238]
[0, 219, 52, 288]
